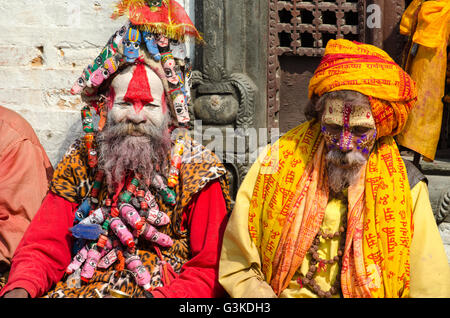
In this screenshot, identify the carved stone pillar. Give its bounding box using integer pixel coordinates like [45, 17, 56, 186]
[190, 0, 268, 200]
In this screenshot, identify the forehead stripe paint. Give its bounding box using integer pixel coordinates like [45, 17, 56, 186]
[128, 29, 140, 42]
[343, 103, 352, 129]
[123, 63, 154, 114]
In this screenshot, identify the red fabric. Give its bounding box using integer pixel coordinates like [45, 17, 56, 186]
[112, 0, 202, 41]
[151, 180, 228, 298]
[0, 180, 227, 298]
[0, 192, 77, 298]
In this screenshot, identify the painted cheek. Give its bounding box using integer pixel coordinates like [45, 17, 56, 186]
[321, 126, 338, 150]
[356, 130, 377, 155]
[111, 108, 127, 123]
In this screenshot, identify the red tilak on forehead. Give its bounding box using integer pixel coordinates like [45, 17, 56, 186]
[343, 103, 352, 129]
[124, 62, 154, 114]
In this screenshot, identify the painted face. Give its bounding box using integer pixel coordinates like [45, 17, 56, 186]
[113, 24, 128, 46]
[161, 53, 179, 86]
[92, 43, 117, 73]
[123, 28, 142, 62]
[81, 108, 94, 132]
[142, 32, 161, 61]
[170, 41, 186, 60]
[90, 54, 124, 87]
[104, 54, 123, 75]
[109, 64, 166, 130]
[156, 34, 169, 48]
[71, 73, 87, 94]
[146, 0, 163, 7]
[171, 90, 190, 124]
[321, 97, 377, 156]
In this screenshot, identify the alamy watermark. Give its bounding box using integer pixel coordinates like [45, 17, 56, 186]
[366, 4, 382, 29]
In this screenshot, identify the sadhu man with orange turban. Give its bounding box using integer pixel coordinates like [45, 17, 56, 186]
[218, 39, 450, 298]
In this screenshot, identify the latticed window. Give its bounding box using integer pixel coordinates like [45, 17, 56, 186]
[276, 0, 361, 57]
[268, 0, 367, 132]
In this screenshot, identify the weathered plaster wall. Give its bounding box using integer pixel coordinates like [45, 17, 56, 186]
[0, 0, 194, 166]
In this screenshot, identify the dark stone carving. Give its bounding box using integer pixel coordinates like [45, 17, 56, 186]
[437, 189, 450, 225]
[190, 65, 256, 129]
[189, 64, 257, 202]
[191, 0, 266, 200]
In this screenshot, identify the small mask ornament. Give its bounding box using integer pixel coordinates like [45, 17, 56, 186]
[170, 40, 187, 60]
[87, 43, 119, 87]
[142, 31, 161, 61]
[71, 67, 90, 95]
[170, 88, 190, 124]
[161, 52, 179, 86]
[70, 23, 128, 95]
[90, 53, 124, 87]
[111, 23, 129, 46]
[123, 27, 142, 63]
[146, 0, 163, 8]
[155, 34, 169, 51]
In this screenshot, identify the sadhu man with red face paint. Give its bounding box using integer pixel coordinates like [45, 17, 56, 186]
[0, 0, 231, 298]
[219, 39, 450, 298]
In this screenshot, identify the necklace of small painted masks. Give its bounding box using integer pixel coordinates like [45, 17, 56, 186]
[65, 105, 185, 293]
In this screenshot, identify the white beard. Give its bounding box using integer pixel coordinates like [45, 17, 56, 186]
[97, 115, 171, 192]
[326, 149, 367, 194]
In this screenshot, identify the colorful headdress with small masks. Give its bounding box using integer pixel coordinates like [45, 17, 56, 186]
[111, 0, 203, 43]
[70, 0, 198, 128]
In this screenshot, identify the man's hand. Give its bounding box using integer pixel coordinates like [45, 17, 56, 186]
[2, 288, 29, 298]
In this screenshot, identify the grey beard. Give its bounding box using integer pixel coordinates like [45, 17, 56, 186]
[325, 149, 367, 194]
[97, 116, 171, 192]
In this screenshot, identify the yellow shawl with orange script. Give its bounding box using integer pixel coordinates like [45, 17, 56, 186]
[249, 121, 413, 298]
[249, 40, 417, 298]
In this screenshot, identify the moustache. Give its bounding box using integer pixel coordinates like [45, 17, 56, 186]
[325, 149, 367, 168]
[106, 120, 160, 138]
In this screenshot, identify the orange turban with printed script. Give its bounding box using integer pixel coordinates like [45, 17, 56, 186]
[308, 39, 417, 138]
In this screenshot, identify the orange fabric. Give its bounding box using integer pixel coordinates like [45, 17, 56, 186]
[308, 39, 417, 138]
[400, 0, 450, 48]
[0, 106, 53, 266]
[396, 0, 450, 161]
[249, 121, 413, 297]
[399, 0, 425, 37]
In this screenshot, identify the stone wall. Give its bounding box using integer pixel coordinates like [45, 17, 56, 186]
[0, 0, 194, 166]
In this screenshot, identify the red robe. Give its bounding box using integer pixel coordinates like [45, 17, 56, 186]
[0, 180, 227, 298]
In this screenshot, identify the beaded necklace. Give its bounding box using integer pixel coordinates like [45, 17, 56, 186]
[297, 196, 348, 298]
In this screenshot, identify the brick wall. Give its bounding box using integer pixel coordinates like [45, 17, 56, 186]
[0, 0, 194, 166]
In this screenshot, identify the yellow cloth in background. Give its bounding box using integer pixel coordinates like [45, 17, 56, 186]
[218, 146, 450, 298]
[248, 121, 413, 297]
[397, 0, 450, 161]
